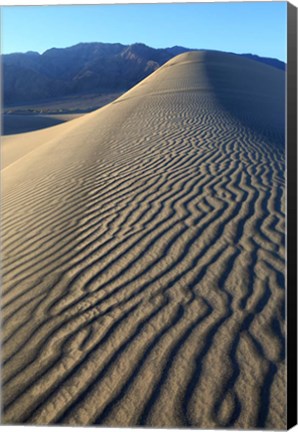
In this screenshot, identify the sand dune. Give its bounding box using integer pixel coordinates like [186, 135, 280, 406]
[1, 51, 286, 428]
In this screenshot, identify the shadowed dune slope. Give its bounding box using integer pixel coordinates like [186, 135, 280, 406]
[2, 51, 286, 428]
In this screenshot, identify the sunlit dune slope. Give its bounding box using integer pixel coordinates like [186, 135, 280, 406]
[2, 51, 286, 429]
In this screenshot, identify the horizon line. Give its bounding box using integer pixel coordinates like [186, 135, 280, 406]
[2, 41, 286, 62]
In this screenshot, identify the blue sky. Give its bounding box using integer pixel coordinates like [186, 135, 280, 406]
[1, 2, 287, 61]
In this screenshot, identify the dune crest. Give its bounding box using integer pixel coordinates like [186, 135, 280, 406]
[2, 51, 285, 428]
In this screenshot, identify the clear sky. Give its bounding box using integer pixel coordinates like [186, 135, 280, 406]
[1, 1, 287, 61]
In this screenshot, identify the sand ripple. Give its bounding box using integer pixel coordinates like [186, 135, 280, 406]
[1, 51, 286, 428]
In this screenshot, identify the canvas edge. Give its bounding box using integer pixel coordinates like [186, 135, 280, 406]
[287, 1, 298, 430]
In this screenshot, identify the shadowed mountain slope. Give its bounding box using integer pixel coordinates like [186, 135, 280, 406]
[2, 51, 285, 429]
[3, 42, 285, 106]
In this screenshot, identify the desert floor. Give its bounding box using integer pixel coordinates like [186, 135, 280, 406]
[1, 51, 286, 428]
[2, 91, 124, 135]
[2, 113, 82, 136]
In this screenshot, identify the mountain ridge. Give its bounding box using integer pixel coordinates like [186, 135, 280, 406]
[3, 42, 286, 106]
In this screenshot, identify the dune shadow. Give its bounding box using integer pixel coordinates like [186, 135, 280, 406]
[203, 51, 285, 148]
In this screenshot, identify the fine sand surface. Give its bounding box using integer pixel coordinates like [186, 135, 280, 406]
[1, 51, 286, 428]
[2, 113, 82, 136]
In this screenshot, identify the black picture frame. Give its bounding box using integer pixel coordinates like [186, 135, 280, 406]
[287, 1, 298, 429]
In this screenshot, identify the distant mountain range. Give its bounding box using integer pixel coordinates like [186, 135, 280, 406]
[3, 42, 286, 106]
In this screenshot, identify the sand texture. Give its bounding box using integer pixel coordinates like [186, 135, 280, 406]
[1, 51, 286, 428]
